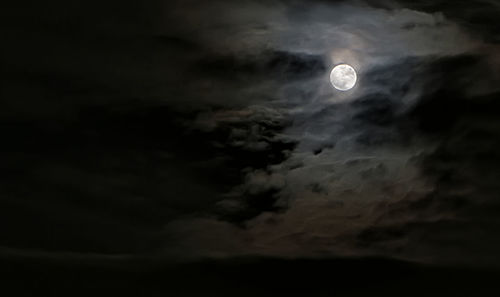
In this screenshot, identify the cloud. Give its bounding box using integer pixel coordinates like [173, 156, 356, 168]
[157, 0, 500, 266]
[4, 0, 500, 267]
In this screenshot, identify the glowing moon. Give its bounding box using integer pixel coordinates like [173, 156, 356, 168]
[330, 64, 357, 91]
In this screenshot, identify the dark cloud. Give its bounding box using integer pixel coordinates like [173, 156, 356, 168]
[2, 1, 500, 295]
[2, 251, 500, 297]
[392, 0, 500, 42]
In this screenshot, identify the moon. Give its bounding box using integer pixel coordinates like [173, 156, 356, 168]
[330, 64, 357, 91]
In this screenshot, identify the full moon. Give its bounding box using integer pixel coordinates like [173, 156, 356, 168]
[330, 64, 357, 91]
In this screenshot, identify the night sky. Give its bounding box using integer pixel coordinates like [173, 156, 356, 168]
[2, 0, 500, 296]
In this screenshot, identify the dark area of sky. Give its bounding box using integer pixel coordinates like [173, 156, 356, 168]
[2, 0, 500, 296]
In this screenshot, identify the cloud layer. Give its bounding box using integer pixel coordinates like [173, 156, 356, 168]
[2, 0, 500, 268]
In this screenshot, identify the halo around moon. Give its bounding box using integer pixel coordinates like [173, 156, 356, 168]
[330, 64, 357, 91]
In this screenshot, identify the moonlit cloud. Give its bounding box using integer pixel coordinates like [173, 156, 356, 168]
[3, 0, 500, 271]
[157, 0, 500, 265]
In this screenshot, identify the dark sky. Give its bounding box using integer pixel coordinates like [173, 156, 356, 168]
[2, 0, 500, 295]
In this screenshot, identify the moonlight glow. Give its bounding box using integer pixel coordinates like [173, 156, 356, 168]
[330, 64, 357, 91]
